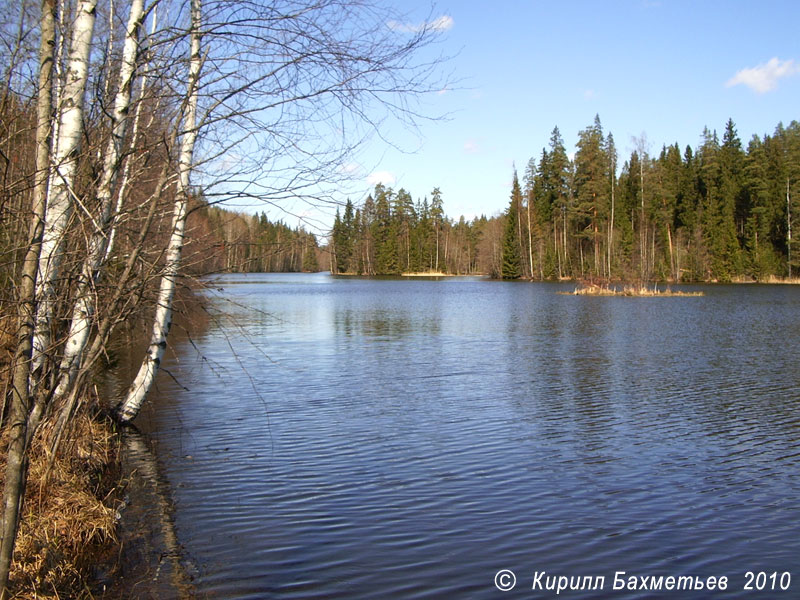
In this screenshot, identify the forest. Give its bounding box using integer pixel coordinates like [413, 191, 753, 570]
[330, 116, 800, 282]
[185, 205, 323, 274]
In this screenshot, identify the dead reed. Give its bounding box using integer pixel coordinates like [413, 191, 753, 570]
[566, 283, 704, 297]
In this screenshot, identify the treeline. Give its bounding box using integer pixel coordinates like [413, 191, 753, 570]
[500, 116, 800, 282]
[331, 186, 443, 274]
[190, 206, 324, 274]
[330, 186, 500, 275]
[332, 117, 800, 281]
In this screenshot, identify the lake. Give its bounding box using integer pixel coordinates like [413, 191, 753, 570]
[134, 273, 800, 598]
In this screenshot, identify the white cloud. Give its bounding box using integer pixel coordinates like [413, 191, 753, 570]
[726, 57, 800, 94]
[583, 88, 596, 100]
[366, 171, 396, 186]
[464, 139, 480, 154]
[429, 15, 454, 31]
[339, 162, 362, 176]
[388, 15, 454, 33]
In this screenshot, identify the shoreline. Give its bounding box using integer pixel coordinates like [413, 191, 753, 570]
[400, 271, 473, 277]
[95, 427, 192, 599]
[328, 271, 800, 284]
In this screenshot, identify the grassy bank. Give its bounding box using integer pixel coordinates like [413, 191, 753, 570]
[0, 405, 123, 599]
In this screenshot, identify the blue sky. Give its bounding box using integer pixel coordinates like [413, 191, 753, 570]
[275, 0, 800, 232]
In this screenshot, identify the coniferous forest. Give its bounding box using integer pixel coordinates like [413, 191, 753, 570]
[330, 116, 800, 282]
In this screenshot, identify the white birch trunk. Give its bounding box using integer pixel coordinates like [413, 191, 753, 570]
[117, 0, 202, 422]
[435, 227, 439, 272]
[608, 169, 615, 278]
[667, 223, 674, 281]
[52, 0, 145, 403]
[106, 6, 158, 263]
[32, 0, 98, 377]
[639, 156, 646, 281]
[526, 197, 534, 279]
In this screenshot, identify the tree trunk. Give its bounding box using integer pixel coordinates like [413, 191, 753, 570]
[105, 29, 156, 264]
[526, 197, 534, 279]
[435, 225, 439, 272]
[639, 155, 646, 281]
[31, 0, 99, 380]
[788, 178, 793, 278]
[52, 0, 145, 406]
[0, 0, 55, 593]
[608, 170, 615, 278]
[667, 223, 674, 281]
[554, 219, 561, 279]
[117, 0, 202, 423]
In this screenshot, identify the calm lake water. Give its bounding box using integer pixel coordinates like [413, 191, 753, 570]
[137, 273, 800, 599]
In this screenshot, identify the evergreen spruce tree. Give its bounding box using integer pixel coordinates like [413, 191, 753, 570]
[574, 115, 608, 277]
[501, 172, 523, 279]
[340, 199, 355, 272]
[302, 235, 319, 272]
[712, 119, 745, 280]
[372, 184, 400, 274]
[331, 208, 343, 273]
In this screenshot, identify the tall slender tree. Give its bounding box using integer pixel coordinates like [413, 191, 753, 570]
[117, 0, 203, 422]
[0, 0, 56, 591]
[501, 171, 523, 279]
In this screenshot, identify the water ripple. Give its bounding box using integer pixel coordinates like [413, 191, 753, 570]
[137, 276, 800, 598]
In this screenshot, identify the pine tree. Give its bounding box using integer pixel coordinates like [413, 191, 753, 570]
[743, 134, 774, 277]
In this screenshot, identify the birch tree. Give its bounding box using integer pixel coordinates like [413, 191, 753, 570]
[31, 0, 98, 380]
[52, 0, 146, 405]
[0, 0, 55, 592]
[116, 0, 201, 421]
[115, 0, 450, 421]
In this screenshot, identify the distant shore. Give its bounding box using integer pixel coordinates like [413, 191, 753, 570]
[400, 271, 471, 277]
[331, 271, 480, 278]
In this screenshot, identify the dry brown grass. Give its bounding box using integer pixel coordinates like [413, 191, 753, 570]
[566, 283, 704, 297]
[0, 313, 14, 410]
[1, 407, 123, 599]
[760, 275, 800, 285]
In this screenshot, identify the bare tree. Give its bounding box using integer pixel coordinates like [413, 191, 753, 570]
[0, 0, 55, 592]
[31, 0, 99, 379]
[116, 0, 449, 421]
[52, 0, 147, 405]
[117, 0, 201, 421]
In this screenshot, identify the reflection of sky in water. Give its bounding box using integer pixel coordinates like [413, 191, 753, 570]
[144, 274, 800, 599]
